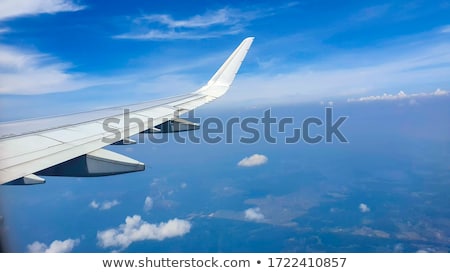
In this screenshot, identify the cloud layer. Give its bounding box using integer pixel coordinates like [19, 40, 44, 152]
[97, 215, 191, 249]
[347, 89, 448, 102]
[27, 238, 79, 253]
[238, 154, 268, 167]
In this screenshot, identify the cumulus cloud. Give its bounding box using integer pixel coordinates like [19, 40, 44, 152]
[89, 200, 120, 210]
[244, 207, 265, 221]
[0, 0, 85, 21]
[237, 154, 268, 167]
[27, 238, 79, 253]
[347, 89, 448, 103]
[97, 215, 191, 249]
[144, 196, 153, 211]
[359, 203, 371, 213]
[89, 200, 99, 209]
[100, 200, 120, 210]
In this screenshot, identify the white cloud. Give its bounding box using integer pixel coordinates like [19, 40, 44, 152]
[101, 200, 120, 210]
[180, 182, 187, 189]
[89, 200, 120, 210]
[140, 8, 245, 29]
[144, 196, 153, 211]
[244, 207, 265, 221]
[114, 7, 268, 40]
[347, 89, 449, 102]
[115, 28, 241, 40]
[97, 215, 191, 249]
[27, 238, 79, 253]
[0, 0, 85, 21]
[237, 154, 268, 167]
[359, 203, 371, 213]
[0, 45, 103, 95]
[89, 200, 99, 209]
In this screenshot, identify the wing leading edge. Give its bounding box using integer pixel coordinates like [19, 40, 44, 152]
[0, 37, 254, 185]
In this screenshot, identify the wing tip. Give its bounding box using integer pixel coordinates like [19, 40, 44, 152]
[195, 37, 254, 97]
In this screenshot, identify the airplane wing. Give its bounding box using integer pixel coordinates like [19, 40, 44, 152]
[0, 37, 254, 185]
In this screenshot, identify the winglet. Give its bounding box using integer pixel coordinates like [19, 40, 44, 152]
[195, 37, 254, 98]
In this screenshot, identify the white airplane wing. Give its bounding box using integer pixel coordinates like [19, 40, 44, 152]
[0, 37, 254, 185]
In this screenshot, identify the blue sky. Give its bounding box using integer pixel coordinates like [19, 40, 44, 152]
[0, 0, 449, 120]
